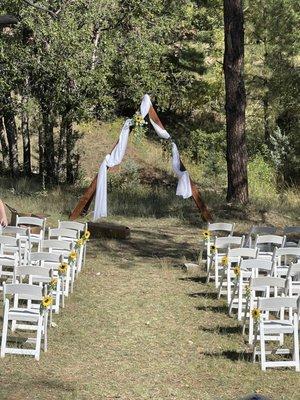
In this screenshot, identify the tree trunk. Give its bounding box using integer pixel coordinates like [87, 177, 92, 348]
[2, 95, 19, 177]
[0, 116, 9, 170]
[223, 0, 248, 204]
[41, 106, 56, 183]
[21, 95, 32, 176]
[57, 116, 67, 183]
[66, 119, 77, 184]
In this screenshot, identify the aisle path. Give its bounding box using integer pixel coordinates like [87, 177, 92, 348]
[0, 219, 298, 400]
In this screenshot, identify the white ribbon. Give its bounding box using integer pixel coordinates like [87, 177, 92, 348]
[171, 143, 192, 199]
[93, 119, 132, 220]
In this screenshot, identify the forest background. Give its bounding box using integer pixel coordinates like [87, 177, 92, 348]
[0, 0, 299, 219]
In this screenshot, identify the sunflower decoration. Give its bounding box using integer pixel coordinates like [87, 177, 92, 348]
[233, 266, 240, 277]
[68, 250, 77, 264]
[221, 256, 229, 267]
[58, 262, 69, 276]
[132, 111, 147, 143]
[203, 230, 211, 240]
[251, 307, 261, 322]
[49, 278, 58, 291]
[210, 245, 216, 254]
[75, 238, 84, 249]
[83, 230, 90, 241]
[40, 295, 53, 313]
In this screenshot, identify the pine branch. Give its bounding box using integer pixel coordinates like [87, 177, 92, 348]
[22, 0, 58, 19]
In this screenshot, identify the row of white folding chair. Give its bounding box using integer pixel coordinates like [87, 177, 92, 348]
[230, 273, 300, 371]
[226, 247, 300, 318]
[1, 282, 49, 360]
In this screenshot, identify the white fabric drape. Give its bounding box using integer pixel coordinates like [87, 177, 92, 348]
[93, 119, 132, 220]
[171, 143, 192, 199]
[94, 95, 193, 220]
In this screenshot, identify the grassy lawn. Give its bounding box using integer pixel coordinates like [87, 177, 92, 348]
[0, 215, 299, 400]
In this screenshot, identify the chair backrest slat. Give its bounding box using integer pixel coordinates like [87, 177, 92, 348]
[4, 283, 43, 300]
[258, 296, 297, 311]
[240, 258, 273, 271]
[58, 220, 86, 232]
[215, 236, 244, 249]
[16, 216, 45, 228]
[228, 247, 257, 258]
[251, 276, 286, 289]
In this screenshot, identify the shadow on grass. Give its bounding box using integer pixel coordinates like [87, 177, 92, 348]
[188, 291, 217, 299]
[89, 228, 198, 262]
[203, 349, 252, 362]
[200, 325, 242, 335]
[179, 276, 208, 284]
[196, 304, 228, 314]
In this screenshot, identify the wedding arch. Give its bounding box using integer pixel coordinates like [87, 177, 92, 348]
[70, 95, 212, 222]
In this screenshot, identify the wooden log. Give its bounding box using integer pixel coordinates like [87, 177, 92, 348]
[88, 221, 130, 239]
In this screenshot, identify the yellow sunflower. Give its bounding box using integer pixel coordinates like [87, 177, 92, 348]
[76, 238, 84, 247]
[221, 256, 229, 267]
[233, 266, 240, 277]
[58, 262, 69, 275]
[41, 295, 53, 309]
[49, 278, 58, 290]
[210, 245, 216, 254]
[83, 230, 90, 240]
[251, 307, 261, 321]
[203, 230, 210, 239]
[69, 250, 77, 262]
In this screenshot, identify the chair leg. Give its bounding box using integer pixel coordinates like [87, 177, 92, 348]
[228, 279, 238, 317]
[0, 305, 9, 358]
[260, 324, 266, 371]
[217, 268, 225, 299]
[293, 315, 299, 372]
[35, 315, 43, 361]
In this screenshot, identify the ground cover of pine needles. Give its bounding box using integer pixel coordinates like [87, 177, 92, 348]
[0, 216, 299, 400]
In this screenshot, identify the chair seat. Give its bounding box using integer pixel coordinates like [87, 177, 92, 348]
[262, 320, 294, 334]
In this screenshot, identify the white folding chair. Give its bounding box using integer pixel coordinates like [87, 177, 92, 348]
[255, 234, 286, 259]
[207, 235, 245, 287]
[16, 215, 46, 250]
[48, 228, 83, 275]
[246, 226, 276, 248]
[40, 240, 75, 295]
[0, 235, 29, 264]
[0, 254, 19, 289]
[30, 252, 64, 311]
[273, 247, 300, 278]
[286, 263, 300, 297]
[253, 296, 299, 371]
[58, 220, 88, 266]
[247, 276, 288, 345]
[224, 248, 258, 318]
[1, 283, 48, 360]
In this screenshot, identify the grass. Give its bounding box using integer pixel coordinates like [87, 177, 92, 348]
[0, 217, 299, 400]
[0, 119, 299, 399]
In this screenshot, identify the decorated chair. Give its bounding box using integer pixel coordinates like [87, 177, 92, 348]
[58, 220, 88, 267]
[202, 222, 235, 271]
[247, 276, 289, 345]
[206, 235, 244, 287]
[286, 262, 300, 298]
[30, 252, 65, 312]
[252, 295, 299, 371]
[1, 282, 49, 360]
[218, 247, 258, 317]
